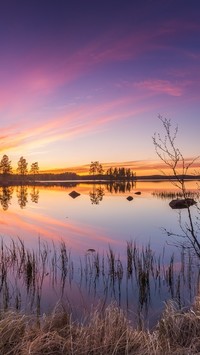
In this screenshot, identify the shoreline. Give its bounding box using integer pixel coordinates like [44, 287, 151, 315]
[0, 175, 199, 187]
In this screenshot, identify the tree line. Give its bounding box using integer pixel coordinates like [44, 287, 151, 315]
[0, 154, 79, 183]
[0, 155, 39, 176]
[89, 161, 136, 180]
[106, 167, 136, 180]
[0, 155, 136, 182]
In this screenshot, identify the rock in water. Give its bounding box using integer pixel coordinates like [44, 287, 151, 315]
[69, 191, 80, 199]
[127, 196, 133, 201]
[169, 198, 196, 209]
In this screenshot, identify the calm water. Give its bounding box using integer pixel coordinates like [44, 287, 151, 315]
[0, 180, 199, 326]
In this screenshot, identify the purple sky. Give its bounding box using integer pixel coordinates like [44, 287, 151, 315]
[0, 0, 200, 173]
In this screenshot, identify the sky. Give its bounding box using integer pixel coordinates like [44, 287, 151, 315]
[0, 0, 200, 175]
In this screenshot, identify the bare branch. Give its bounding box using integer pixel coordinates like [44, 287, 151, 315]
[153, 115, 200, 258]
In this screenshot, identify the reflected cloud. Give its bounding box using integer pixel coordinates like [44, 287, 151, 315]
[0, 93, 151, 159]
[0, 185, 127, 252]
[0, 181, 198, 258]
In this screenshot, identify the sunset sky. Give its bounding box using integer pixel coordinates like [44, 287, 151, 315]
[0, 0, 200, 174]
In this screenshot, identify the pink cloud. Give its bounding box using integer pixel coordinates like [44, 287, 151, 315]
[0, 91, 157, 159]
[0, 18, 199, 167]
[0, 24, 176, 109]
[1, 18, 198, 119]
[133, 79, 184, 97]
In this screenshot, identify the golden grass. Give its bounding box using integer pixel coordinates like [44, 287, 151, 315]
[157, 298, 200, 354]
[1, 299, 200, 354]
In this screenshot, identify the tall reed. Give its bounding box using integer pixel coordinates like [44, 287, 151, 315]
[0, 237, 199, 327]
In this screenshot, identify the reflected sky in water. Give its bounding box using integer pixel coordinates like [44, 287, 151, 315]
[0, 180, 199, 325]
[0, 181, 198, 259]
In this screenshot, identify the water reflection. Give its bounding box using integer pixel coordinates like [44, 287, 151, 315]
[0, 185, 40, 210]
[16, 186, 28, 209]
[0, 186, 14, 210]
[106, 181, 135, 194]
[152, 191, 199, 200]
[0, 180, 198, 327]
[0, 238, 199, 328]
[30, 186, 40, 203]
[89, 185, 104, 204]
[3, 180, 197, 210]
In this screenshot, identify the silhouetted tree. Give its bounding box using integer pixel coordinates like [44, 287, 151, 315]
[0, 155, 12, 175]
[17, 157, 28, 175]
[106, 166, 135, 180]
[126, 168, 131, 180]
[113, 167, 118, 179]
[119, 167, 125, 179]
[89, 161, 104, 177]
[30, 162, 39, 176]
[30, 162, 39, 182]
[132, 171, 136, 179]
[106, 167, 113, 178]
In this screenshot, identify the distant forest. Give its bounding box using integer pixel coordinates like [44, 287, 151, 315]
[0, 156, 137, 184]
[0, 155, 199, 185]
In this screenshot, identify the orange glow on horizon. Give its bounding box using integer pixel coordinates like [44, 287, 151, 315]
[40, 158, 200, 177]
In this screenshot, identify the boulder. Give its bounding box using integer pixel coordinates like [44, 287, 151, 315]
[135, 191, 141, 195]
[169, 198, 197, 209]
[69, 190, 80, 199]
[127, 196, 133, 201]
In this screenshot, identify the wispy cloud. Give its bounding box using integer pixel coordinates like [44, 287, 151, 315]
[0, 91, 155, 158]
[0, 12, 199, 169]
[0, 15, 198, 123]
[133, 79, 183, 97]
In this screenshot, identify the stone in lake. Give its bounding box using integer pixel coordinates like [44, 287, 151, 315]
[135, 191, 141, 195]
[69, 190, 80, 199]
[127, 196, 133, 201]
[87, 248, 96, 253]
[169, 198, 197, 209]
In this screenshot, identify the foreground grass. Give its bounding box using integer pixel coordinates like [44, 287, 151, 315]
[1, 300, 200, 354]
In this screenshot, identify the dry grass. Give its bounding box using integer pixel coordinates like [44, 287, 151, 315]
[0, 239, 199, 354]
[1, 300, 200, 354]
[157, 297, 200, 354]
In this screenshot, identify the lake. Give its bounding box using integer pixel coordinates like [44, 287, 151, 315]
[0, 180, 199, 327]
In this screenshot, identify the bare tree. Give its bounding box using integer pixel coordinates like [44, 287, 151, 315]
[153, 115, 199, 193]
[153, 115, 200, 257]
